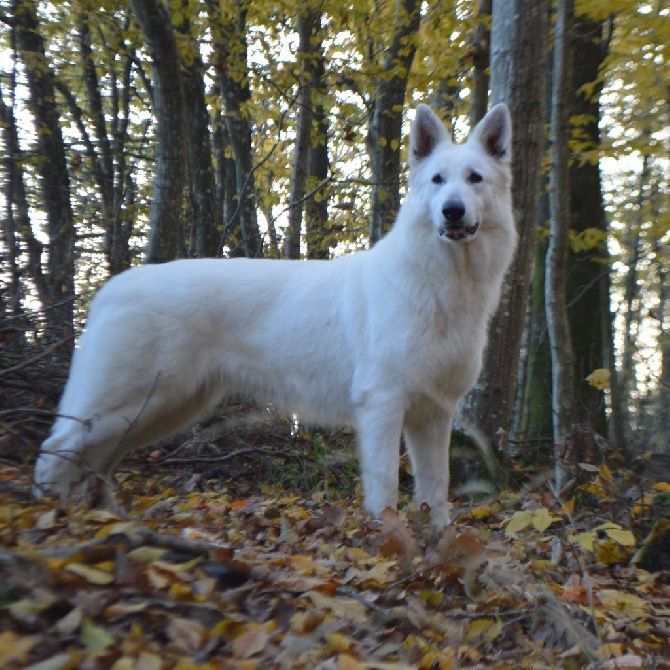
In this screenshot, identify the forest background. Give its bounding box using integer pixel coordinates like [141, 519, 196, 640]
[0, 1, 670, 667]
[0, 0, 668, 487]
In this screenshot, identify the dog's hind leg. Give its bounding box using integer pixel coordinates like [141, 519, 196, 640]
[403, 406, 454, 526]
[34, 373, 220, 503]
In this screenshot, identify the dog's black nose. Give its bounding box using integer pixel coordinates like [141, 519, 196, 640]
[442, 203, 465, 223]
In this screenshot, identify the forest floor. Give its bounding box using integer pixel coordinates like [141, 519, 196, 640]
[0, 421, 669, 670]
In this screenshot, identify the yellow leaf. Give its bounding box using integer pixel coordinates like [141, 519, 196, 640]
[586, 368, 610, 389]
[596, 523, 636, 547]
[135, 652, 163, 670]
[290, 554, 317, 574]
[95, 521, 138, 539]
[127, 546, 167, 563]
[531, 508, 559, 532]
[505, 510, 533, 535]
[66, 563, 115, 585]
[79, 617, 114, 652]
[582, 481, 614, 501]
[84, 509, 122, 523]
[596, 540, 623, 565]
[505, 508, 558, 536]
[466, 617, 503, 642]
[0, 631, 38, 666]
[325, 632, 352, 652]
[337, 654, 366, 670]
[571, 532, 595, 552]
[463, 503, 498, 520]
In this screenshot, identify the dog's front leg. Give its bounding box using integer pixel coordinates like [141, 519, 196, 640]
[403, 408, 454, 526]
[354, 397, 404, 517]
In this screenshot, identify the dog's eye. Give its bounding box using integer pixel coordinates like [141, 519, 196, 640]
[432, 174, 445, 185]
[468, 171, 483, 184]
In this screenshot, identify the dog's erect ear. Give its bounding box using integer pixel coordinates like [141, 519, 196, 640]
[472, 103, 512, 160]
[409, 105, 450, 168]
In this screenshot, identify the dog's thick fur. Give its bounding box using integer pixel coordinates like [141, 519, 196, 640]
[34, 104, 516, 525]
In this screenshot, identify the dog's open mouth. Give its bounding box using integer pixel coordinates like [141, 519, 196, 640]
[439, 222, 479, 241]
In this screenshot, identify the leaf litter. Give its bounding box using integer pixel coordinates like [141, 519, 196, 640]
[0, 460, 669, 669]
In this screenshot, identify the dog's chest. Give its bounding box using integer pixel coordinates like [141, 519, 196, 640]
[410, 308, 486, 398]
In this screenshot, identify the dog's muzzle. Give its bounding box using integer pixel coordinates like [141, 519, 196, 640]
[439, 201, 479, 240]
[439, 201, 479, 241]
[439, 221, 480, 241]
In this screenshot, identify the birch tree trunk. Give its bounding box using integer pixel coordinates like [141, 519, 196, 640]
[128, 0, 187, 264]
[546, 0, 576, 490]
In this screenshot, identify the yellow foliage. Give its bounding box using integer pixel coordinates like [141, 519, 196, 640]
[505, 508, 559, 536]
[586, 368, 610, 389]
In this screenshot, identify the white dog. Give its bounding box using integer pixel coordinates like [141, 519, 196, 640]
[34, 104, 516, 525]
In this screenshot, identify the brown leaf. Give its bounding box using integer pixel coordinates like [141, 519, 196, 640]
[166, 617, 206, 653]
[375, 508, 419, 572]
[425, 527, 487, 579]
[232, 625, 272, 659]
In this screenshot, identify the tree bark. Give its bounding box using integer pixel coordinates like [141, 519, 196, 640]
[13, 0, 75, 345]
[566, 16, 610, 436]
[546, 0, 576, 490]
[367, 0, 421, 244]
[462, 0, 549, 441]
[285, 9, 320, 259]
[305, 38, 330, 261]
[206, 0, 263, 258]
[469, 0, 492, 126]
[176, 0, 219, 258]
[128, 0, 187, 264]
[0, 82, 48, 311]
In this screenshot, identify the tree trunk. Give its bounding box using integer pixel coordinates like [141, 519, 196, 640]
[128, 0, 187, 264]
[469, 0, 492, 126]
[13, 0, 75, 345]
[367, 0, 421, 244]
[176, 0, 219, 258]
[212, 109, 239, 256]
[285, 9, 321, 260]
[566, 16, 610, 436]
[546, 0, 576, 490]
[462, 0, 549, 441]
[515, 238, 553, 446]
[0, 82, 48, 310]
[207, 0, 263, 258]
[658, 250, 670, 453]
[305, 40, 330, 261]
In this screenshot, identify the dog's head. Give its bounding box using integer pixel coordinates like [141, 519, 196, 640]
[408, 103, 512, 243]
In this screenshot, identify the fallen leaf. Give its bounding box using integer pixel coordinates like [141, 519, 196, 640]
[79, 617, 114, 652]
[0, 631, 39, 666]
[167, 617, 206, 653]
[232, 625, 271, 659]
[65, 563, 115, 585]
[375, 508, 418, 571]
